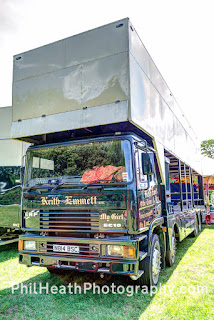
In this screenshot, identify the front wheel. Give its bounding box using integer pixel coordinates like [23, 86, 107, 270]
[138, 234, 161, 287]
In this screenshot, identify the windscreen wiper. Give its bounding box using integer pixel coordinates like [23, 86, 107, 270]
[26, 183, 52, 192]
[52, 176, 82, 190]
[52, 182, 72, 190]
[82, 179, 112, 190]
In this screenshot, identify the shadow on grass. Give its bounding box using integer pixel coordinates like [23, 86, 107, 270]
[1, 227, 211, 319]
[0, 242, 18, 264]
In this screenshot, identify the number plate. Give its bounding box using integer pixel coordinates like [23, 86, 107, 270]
[53, 244, 79, 253]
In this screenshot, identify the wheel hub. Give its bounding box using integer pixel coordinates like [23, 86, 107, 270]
[152, 244, 161, 282]
[171, 235, 176, 257]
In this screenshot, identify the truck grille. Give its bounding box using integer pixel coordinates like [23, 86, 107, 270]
[40, 210, 99, 232]
[46, 242, 99, 257]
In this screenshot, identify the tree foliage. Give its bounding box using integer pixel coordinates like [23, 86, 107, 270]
[0, 167, 20, 189]
[201, 139, 214, 159]
[0, 187, 21, 205]
[0, 167, 21, 206]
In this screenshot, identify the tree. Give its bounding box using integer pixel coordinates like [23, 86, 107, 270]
[201, 139, 214, 159]
[0, 167, 20, 188]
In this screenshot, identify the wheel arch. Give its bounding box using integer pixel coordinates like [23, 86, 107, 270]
[173, 223, 180, 242]
[148, 217, 164, 255]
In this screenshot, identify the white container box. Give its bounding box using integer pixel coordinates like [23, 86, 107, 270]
[0, 107, 29, 166]
[12, 18, 201, 173]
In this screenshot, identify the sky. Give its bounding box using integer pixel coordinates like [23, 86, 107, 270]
[0, 0, 214, 146]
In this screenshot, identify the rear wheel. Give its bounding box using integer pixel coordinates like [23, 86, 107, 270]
[138, 234, 161, 287]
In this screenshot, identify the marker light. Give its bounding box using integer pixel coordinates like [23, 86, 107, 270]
[123, 246, 135, 259]
[18, 240, 23, 251]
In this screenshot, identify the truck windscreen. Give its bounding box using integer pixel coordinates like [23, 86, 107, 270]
[24, 139, 133, 187]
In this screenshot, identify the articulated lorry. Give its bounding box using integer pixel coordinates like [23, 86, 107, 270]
[12, 18, 205, 286]
[0, 107, 28, 246]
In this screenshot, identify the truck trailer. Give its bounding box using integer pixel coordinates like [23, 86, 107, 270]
[0, 107, 28, 246]
[12, 18, 206, 286]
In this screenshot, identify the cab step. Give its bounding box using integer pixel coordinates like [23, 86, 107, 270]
[138, 270, 144, 277]
[130, 269, 144, 280]
[139, 251, 147, 261]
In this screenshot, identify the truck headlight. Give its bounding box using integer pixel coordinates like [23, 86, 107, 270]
[24, 241, 36, 250]
[106, 245, 135, 258]
[107, 245, 123, 256]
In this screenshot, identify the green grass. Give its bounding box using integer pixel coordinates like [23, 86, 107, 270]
[0, 206, 19, 228]
[0, 225, 214, 320]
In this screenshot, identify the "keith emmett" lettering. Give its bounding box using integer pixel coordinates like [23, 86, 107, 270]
[65, 196, 97, 205]
[41, 197, 60, 206]
[41, 196, 97, 206]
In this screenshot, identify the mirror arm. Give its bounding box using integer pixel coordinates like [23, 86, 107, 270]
[20, 155, 26, 185]
[146, 174, 150, 190]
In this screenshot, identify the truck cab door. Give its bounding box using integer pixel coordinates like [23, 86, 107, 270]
[136, 148, 161, 230]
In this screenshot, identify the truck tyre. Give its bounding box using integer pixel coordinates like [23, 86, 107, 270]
[138, 234, 161, 287]
[166, 229, 176, 267]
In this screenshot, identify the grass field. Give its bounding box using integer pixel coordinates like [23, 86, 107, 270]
[0, 206, 19, 229]
[0, 225, 214, 320]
